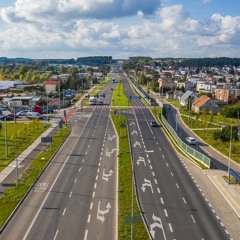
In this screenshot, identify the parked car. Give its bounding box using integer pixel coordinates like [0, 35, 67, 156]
[0, 105, 6, 111]
[16, 110, 29, 116]
[6, 113, 18, 118]
[26, 112, 43, 119]
[0, 115, 14, 121]
[185, 137, 196, 145]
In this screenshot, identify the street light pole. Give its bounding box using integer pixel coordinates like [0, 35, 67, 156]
[228, 124, 233, 184]
[5, 118, 8, 157]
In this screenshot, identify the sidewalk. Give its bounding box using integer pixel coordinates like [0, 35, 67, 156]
[0, 122, 58, 185]
[206, 170, 240, 219]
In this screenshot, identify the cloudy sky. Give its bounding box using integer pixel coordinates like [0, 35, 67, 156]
[0, 0, 239, 59]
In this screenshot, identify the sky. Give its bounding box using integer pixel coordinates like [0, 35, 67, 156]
[0, 0, 240, 59]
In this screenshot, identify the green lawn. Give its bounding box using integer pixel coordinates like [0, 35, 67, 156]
[112, 82, 130, 108]
[0, 120, 49, 172]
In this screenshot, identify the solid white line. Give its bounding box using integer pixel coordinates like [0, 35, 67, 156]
[169, 223, 173, 232]
[62, 208, 66, 216]
[84, 230, 88, 240]
[191, 215, 196, 223]
[69, 192, 72, 198]
[23, 156, 71, 240]
[164, 209, 168, 217]
[53, 229, 59, 240]
[87, 214, 91, 223]
[90, 202, 93, 210]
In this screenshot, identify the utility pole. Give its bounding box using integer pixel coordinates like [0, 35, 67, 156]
[5, 118, 8, 157]
[228, 124, 233, 184]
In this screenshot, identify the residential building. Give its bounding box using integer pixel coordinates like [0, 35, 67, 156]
[192, 95, 220, 114]
[179, 90, 198, 107]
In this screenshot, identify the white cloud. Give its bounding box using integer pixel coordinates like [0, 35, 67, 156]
[0, 2, 240, 58]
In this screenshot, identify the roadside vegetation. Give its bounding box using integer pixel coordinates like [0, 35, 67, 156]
[112, 81, 130, 108]
[0, 120, 49, 172]
[112, 115, 149, 240]
[0, 125, 70, 229]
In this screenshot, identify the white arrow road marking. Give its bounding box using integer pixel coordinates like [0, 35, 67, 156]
[133, 141, 141, 148]
[136, 156, 146, 166]
[106, 148, 118, 157]
[131, 130, 138, 135]
[97, 201, 111, 223]
[102, 169, 114, 182]
[108, 134, 116, 140]
[130, 122, 136, 126]
[141, 178, 154, 193]
[150, 214, 166, 239]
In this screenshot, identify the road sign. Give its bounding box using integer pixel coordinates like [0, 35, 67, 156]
[2, 183, 16, 187]
[41, 136, 52, 143]
[64, 89, 75, 96]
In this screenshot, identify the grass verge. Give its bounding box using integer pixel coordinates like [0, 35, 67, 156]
[112, 115, 149, 240]
[0, 126, 70, 229]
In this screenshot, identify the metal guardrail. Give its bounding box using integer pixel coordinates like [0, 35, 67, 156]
[162, 115, 211, 168]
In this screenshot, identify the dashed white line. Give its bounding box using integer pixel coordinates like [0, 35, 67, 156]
[154, 179, 158, 184]
[152, 172, 155, 177]
[94, 183, 97, 189]
[166, 162, 169, 167]
[92, 192, 95, 198]
[96, 175, 98, 180]
[90, 202, 93, 210]
[176, 183, 179, 189]
[79, 167, 81, 172]
[183, 197, 187, 204]
[87, 214, 91, 223]
[164, 209, 168, 217]
[97, 168, 100, 173]
[160, 197, 164, 204]
[69, 192, 72, 198]
[53, 230, 59, 240]
[150, 165, 153, 170]
[74, 178, 77, 183]
[191, 215, 196, 223]
[157, 188, 161, 193]
[162, 154, 165, 159]
[62, 208, 66, 216]
[170, 172, 173, 176]
[159, 148, 161, 151]
[169, 223, 173, 232]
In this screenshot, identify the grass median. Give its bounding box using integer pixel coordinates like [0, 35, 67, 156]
[0, 125, 70, 229]
[112, 115, 149, 240]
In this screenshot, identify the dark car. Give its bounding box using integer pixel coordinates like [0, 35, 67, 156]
[6, 113, 18, 118]
[150, 120, 159, 127]
[0, 115, 14, 121]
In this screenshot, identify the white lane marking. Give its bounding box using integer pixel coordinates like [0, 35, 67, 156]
[53, 230, 59, 240]
[84, 230, 88, 240]
[170, 172, 173, 176]
[82, 159, 85, 163]
[154, 179, 158, 184]
[79, 167, 81, 172]
[92, 192, 95, 198]
[152, 172, 155, 177]
[23, 155, 71, 240]
[162, 154, 165, 159]
[87, 214, 91, 223]
[157, 188, 161, 194]
[150, 165, 153, 170]
[164, 209, 168, 217]
[169, 223, 173, 232]
[97, 168, 100, 173]
[74, 178, 77, 183]
[96, 175, 99, 180]
[94, 183, 97, 189]
[176, 183, 179, 189]
[160, 198, 164, 204]
[90, 202, 93, 210]
[220, 222, 224, 227]
[191, 215, 196, 223]
[62, 208, 66, 216]
[183, 197, 187, 204]
[159, 148, 161, 151]
[69, 192, 72, 198]
[166, 162, 169, 167]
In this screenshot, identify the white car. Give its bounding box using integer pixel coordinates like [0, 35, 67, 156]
[16, 110, 29, 116]
[26, 112, 43, 119]
[185, 137, 196, 145]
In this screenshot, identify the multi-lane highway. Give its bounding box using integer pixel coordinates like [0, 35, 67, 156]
[122, 75, 231, 239]
[0, 83, 118, 240]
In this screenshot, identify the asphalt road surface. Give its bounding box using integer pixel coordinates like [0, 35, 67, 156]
[0, 83, 118, 240]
